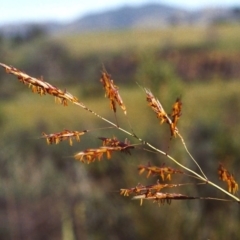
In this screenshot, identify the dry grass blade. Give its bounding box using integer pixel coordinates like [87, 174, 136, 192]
[138, 163, 184, 180]
[0, 63, 79, 106]
[218, 163, 239, 194]
[100, 71, 127, 114]
[42, 130, 88, 146]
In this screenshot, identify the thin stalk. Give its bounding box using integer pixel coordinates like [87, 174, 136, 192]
[177, 132, 208, 179]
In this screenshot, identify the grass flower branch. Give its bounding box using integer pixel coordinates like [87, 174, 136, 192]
[0, 62, 239, 205]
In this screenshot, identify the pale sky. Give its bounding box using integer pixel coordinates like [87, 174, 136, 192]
[1, 0, 240, 25]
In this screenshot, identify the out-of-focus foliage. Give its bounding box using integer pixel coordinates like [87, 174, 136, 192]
[0, 24, 240, 239]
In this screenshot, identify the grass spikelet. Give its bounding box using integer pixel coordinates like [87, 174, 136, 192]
[138, 163, 184, 180]
[120, 183, 146, 197]
[100, 71, 127, 114]
[74, 148, 109, 163]
[218, 163, 238, 194]
[145, 89, 182, 137]
[74, 142, 134, 163]
[99, 137, 134, 154]
[170, 97, 182, 137]
[0, 63, 79, 106]
[120, 181, 181, 197]
[122, 181, 196, 206]
[42, 130, 88, 146]
[145, 88, 170, 124]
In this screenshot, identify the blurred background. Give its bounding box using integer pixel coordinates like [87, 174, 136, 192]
[0, 0, 240, 239]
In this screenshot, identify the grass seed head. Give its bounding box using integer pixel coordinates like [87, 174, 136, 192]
[138, 163, 183, 180]
[218, 163, 238, 194]
[100, 71, 127, 114]
[0, 63, 79, 106]
[42, 130, 87, 146]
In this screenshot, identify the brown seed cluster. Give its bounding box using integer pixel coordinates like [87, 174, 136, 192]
[75, 137, 134, 163]
[42, 130, 87, 146]
[145, 88, 182, 137]
[145, 88, 170, 124]
[138, 163, 183, 180]
[170, 98, 182, 137]
[218, 163, 238, 194]
[100, 71, 126, 114]
[99, 136, 134, 154]
[74, 147, 113, 163]
[0, 63, 79, 106]
[121, 182, 195, 206]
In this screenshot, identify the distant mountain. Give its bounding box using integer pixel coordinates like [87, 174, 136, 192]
[63, 4, 188, 33]
[0, 22, 62, 38]
[61, 3, 240, 33]
[1, 3, 240, 37]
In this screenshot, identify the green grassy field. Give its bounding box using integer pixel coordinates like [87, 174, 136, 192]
[53, 24, 240, 56]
